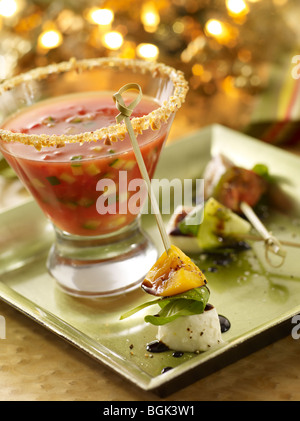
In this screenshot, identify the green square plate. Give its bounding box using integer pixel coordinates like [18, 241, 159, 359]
[0, 125, 299, 397]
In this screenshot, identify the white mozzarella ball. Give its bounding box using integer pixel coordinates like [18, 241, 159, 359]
[157, 306, 223, 353]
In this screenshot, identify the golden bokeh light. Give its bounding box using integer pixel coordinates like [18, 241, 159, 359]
[226, 0, 249, 17]
[192, 63, 204, 76]
[173, 20, 185, 34]
[204, 19, 238, 46]
[0, 0, 18, 17]
[38, 29, 63, 49]
[102, 31, 123, 50]
[141, 2, 160, 33]
[136, 43, 159, 60]
[88, 8, 114, 25]
[0, 0, 288, 103]
[205, 19, 223, 37]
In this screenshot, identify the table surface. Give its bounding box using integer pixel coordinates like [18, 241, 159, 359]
[1, 89, 300, 402]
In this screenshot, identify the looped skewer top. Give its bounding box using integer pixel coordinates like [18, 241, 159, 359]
[240, 201, 286, 268]
[264, 235, 286, 268]
[113, 83, 171, 254]
[113, 83, 143, 123]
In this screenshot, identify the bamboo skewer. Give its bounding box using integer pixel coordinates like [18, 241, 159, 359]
[240, 201, 287, 267]
[235, 233, 300, 248]
[113, 83, 171, 254]
[113, 86, 296, 265]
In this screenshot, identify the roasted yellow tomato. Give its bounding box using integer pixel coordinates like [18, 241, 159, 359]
[141, 245, 207, 297]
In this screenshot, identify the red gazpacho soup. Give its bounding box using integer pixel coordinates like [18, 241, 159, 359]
[1, 92, 167, 236]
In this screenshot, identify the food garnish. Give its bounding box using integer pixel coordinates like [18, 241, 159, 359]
[168, 198, 251, 253]
[213, 165, 268, 213]
[142, 245, 207, 296]
[203, 154, 287, 266]
[120, 245, 210, 326]
[117, 84, 223, 351]
[120, 245, 225, 352]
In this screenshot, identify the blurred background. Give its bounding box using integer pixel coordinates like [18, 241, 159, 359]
[0, 0, 299, 140]
[0, 0, 299, 206]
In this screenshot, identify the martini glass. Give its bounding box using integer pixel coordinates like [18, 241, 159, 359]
[0, 57, 188, 297]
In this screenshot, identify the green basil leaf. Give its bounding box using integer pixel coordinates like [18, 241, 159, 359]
[120, 286, 210, 326]
[146, 286, 210, 325]
[158, 286, 210, 305]
[145, 298, 207, 326]
[119, 297, 162, 320]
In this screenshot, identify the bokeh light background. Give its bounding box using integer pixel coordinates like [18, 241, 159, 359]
[0, 0, 299, 143]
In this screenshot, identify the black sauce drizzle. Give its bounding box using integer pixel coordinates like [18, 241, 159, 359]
[146, 340, 169, 353]
[219, 314, 231, 333]
[161, 366, 173, 374]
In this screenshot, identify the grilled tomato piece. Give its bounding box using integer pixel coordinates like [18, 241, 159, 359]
[141, 245, 207, 297]
[214, 166, 268, 213]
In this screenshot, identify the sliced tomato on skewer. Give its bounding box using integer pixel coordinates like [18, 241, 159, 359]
[213, 166, 268, 213]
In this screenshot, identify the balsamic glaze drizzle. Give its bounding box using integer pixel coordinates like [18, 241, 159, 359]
[146, 340, 169, 353]
[219, 314, 231, 333]
[161, 366, 173, 374]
